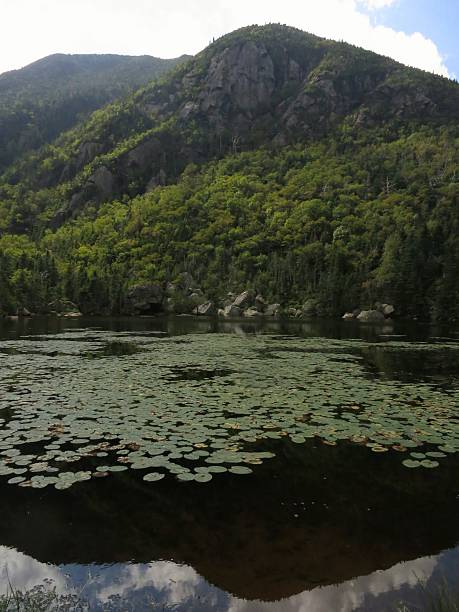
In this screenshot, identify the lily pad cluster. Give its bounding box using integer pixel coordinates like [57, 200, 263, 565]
[0, 330, 458, 489]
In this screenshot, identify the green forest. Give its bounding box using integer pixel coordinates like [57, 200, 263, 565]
[0, 25, 458, 321]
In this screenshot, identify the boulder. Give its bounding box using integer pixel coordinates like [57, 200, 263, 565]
[243, 308, 263, 318]
[342, 310, 361, 320]
[18, 307, 32, 317]
[63, 311, 82, 318]
[265, 303, 281, 317]
[197, 301, 216, 316]
[381, 303, 395, 317]
[302, 299, 318, 318]
[357, 310, 385, 323]
[125, 284, 164, 315]
[47, 299, 81, 315]
[288, 307, 303, 318]
[232, 291, 254, 309]
[223, 305, 242, 318]
[254, 294, 267, 312]
[164, 297, 176, 313]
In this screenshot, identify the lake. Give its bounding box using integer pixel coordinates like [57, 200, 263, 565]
[0, 315, 458, 611]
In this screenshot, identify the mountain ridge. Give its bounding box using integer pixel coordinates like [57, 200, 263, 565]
[0, 52, 191, 172]
[3, 25, 458, 232]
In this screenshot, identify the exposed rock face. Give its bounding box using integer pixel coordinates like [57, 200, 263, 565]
[357, 310, 385, 323]
[199, 41, 275, 118]
[52, 165, 119, 226]
[77, 142, 103, 170]
[125, 284, 164, 315]
[88, 166, 117, 200]
[37, 26, 457, 227]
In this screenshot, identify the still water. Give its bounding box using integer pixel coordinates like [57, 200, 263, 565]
[0, 315, 458, 611]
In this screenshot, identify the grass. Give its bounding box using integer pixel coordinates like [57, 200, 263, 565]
[0, 582, 86, 611]
[396, 577, 459, 612]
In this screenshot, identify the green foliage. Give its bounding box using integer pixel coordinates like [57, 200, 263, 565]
[0, 25, 458, 320]
[0, 53, 188, 173]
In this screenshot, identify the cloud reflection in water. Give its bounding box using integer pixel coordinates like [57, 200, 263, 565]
[0, 545, 457, 611]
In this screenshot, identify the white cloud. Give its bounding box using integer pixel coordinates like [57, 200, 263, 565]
[358, 0, 398, 9]
[0, 0, 450, 77]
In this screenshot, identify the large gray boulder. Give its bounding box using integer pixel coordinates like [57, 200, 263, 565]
[357, 310, 385, 323]
[254, 295, 267, 312]
[265, 303, 281, 317]
[232, 291, 254, 309]
[223, 304, 242, 317]
[302, 299, 318, 317]
[18, 307, 32, 317]
[196, 301, 216, 316]
[243, 308, 263, 318]
[48, 299, 81, 316]
[125, 284, 164, 315]
[381, 303, 395, 317]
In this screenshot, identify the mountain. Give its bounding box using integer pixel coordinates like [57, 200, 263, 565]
[0, 52, 190, 172]
[0, 25, 458, 321]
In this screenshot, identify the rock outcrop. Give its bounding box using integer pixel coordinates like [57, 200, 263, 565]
[124, 284, 164, 315]
[195, 301, 216, 316]
[223, 304, 243, 318]
[357, 310, 386, 323]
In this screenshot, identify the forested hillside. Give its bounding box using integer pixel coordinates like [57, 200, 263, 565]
[0, 53, 189, 172]
[0, 25, 458, 321]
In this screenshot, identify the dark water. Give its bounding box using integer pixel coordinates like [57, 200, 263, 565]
[0, 315, 458, 611]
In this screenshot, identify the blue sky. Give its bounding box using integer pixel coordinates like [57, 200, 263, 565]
[0, 0, 456, 79]
[368, 0, 458, 78]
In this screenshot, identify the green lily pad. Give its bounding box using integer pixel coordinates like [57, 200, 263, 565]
[143, 472, 165, 482]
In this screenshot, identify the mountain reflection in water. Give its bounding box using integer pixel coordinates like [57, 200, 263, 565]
[0, 545, 458, 611]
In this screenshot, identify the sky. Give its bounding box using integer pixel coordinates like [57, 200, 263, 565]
[0, 0, 457, 79]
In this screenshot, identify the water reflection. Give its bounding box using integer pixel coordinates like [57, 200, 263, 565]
[0, 314, 455, 343]
[1, 546, 458, 611]
[0, 316, 458, 609]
